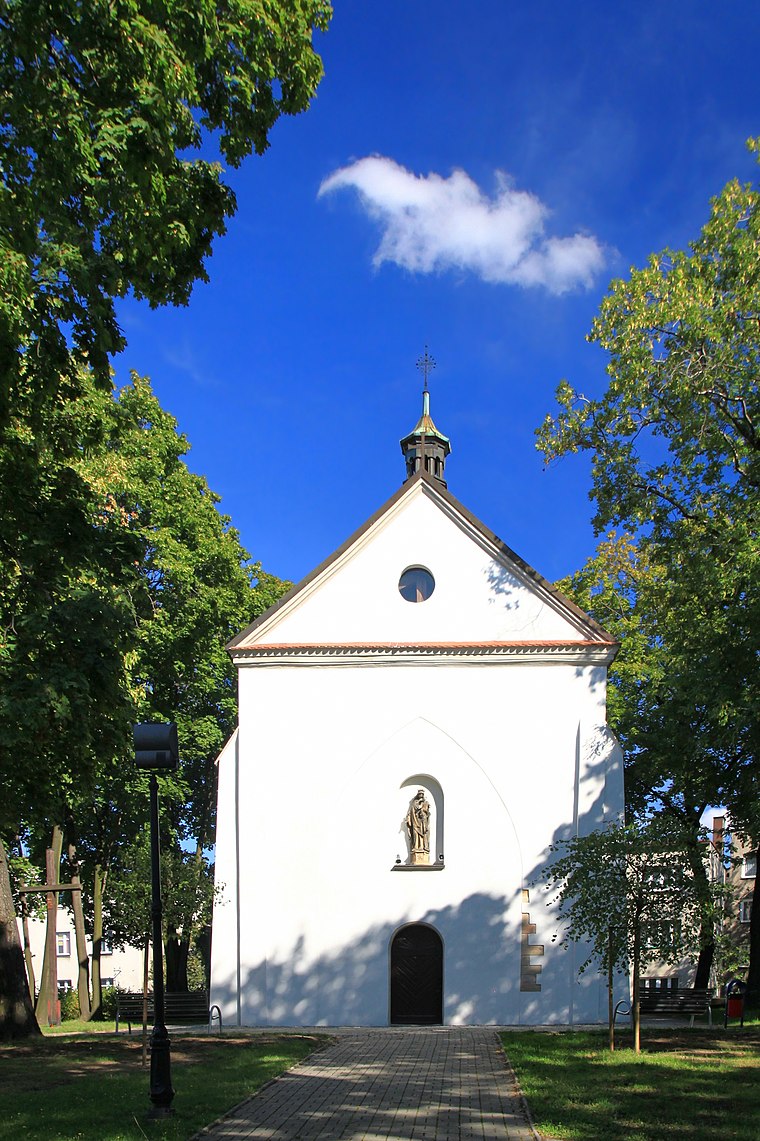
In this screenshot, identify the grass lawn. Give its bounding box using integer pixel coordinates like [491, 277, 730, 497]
[42, 1019, 118, 1035]
[503, 1026, 760, 1141]
[0, 1030, 324, 1141]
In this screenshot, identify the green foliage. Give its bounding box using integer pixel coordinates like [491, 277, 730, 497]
[100, 827, 215, 955]
[82, 373, 266, 843]
[99, 986, 118, 1020]
[0, 376, 139, 837]
[541, 140, 760, 990]
[58, 987, 80, 1022]
[539, 143, 759, 833]
[0, 0, 321, 829]
[186, 946, 208, 992]
[557, 534, 753, 826]
[713, 922, 751, 984]
[0, 0, 331, 418]
[0, 0, 318, 1021]
[1, 367, 290, 1019]
[538, 140, 760, 541]
[7, 852, 45, 919]
[68, 373, 291, 967]
[543, 820, 713, 976]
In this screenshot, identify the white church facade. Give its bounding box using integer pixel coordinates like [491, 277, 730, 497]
[210, 386, 623, 1026]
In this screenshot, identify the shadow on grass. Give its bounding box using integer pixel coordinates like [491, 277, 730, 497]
[0, 1033, 325, 1141]
[503, 1028, 760, 1141]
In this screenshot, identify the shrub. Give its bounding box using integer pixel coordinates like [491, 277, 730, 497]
[100, 986, 118, 1019]
[59, 988, 80, 1021]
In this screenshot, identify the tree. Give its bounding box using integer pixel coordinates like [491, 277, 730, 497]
[537, 142, 759, 540]
[557, 534, 752, 989]
[1, 370, 290, 1027]
[538, 139, 760, 996]
[543, 820, 716, 1052]
[0, 0, 331, 419]
[1, 0, 327, 888]
[0, 1, 323, 1027]
[76, 373, 290, 1003]
[0, 367, 139, 1035]
[0, 836, 39, 1039]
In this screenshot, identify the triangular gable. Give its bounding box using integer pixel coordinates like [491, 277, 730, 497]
[229, 471, 617, 655]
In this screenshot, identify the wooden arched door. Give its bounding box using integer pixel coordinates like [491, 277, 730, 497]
[390, 924, 443, 1025]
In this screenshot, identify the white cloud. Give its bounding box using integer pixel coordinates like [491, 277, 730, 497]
[318, 156, 608, 294]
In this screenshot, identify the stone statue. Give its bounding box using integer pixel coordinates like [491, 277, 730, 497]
[406, 789, 431, 865]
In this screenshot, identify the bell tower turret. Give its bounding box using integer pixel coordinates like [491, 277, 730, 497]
[400, 348, 451, 486]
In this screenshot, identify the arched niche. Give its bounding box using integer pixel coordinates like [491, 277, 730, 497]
[398, 774, 443, 866]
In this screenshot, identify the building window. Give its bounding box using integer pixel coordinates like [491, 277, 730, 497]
[57, 980, 73, 993]
[100, 938, 113, 956]
[56, 932, 71, 957]
[399, 566, 435, 603]
[741, 854, 757, 878]
[739, 900, 753, 924]
[101, 978, 114, 989]
[642, 920, 679, 951]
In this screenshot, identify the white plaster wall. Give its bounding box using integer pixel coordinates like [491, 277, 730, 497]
[252, 487, 590, 646]
[211, 658, 619, 1026]
[212, 481, 622, 1026]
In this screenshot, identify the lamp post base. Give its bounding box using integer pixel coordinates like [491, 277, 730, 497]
[148, 1022, 175, 1114]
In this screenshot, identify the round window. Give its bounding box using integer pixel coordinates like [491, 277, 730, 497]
[398, 566, 435, 603]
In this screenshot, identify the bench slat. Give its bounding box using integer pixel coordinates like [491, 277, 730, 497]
[638, 987, 712, 1026]
[614, 987, 714, 1026]
[115, 991, 222, 1033]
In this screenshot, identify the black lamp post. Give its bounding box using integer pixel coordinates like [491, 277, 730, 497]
[133, 722, 179, 1116]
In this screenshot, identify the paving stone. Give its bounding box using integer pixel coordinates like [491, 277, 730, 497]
[196, 1029, 537, 1140]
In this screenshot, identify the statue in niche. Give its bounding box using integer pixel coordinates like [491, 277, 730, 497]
[406, 789, 431, 865]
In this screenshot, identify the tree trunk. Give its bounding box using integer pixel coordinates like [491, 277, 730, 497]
[90, 862, 107, 1019]
[607, 930, 615, 1053]
[746, 844, 760, 1006]
[0, 834, 40, 1039]
[67, 844, 90, 1020]
[693, 941, 714, 989]
[684, 829, 716, 989]
[35, 826, 63, 1025]
[165, 928, 189, 992]
[196, 924, 212, 991]
[19, 895, 36, 1001]
[632, 927, 641, 1054]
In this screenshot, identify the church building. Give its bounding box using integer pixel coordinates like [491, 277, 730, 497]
[210, 376, 623, 1026]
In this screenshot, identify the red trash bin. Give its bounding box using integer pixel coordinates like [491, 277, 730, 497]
[727, 995, 744, 1018]
[724, 979, 747, 1027]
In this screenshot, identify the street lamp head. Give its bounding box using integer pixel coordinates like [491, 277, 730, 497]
[133, 723, 179, 771]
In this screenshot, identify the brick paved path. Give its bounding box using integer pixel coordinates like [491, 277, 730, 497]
[197, 1029, 538, 1140]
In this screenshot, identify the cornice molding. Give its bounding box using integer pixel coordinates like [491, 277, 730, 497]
[231, 640, 618, 667]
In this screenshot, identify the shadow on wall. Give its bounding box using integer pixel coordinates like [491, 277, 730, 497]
[520, 734, 628, 1024]
[213, 885, 605, 1027]
[211, 722, 621, 1027]
[485, 562, 524, 613]
[213, 892, 517, 1027]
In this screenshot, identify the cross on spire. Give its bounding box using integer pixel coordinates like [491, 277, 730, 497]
[400, 346, 450, 487]
[416, 345, 436, 391]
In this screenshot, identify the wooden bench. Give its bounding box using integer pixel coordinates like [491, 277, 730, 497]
[613, 983, 714, 1027]
[624, 988, 713, 1027]
[115, 990, 222, 1034]
[640, 988, 713, 1026]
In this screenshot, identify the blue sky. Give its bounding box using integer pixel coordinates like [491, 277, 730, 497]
[114, 1, 760, 589]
